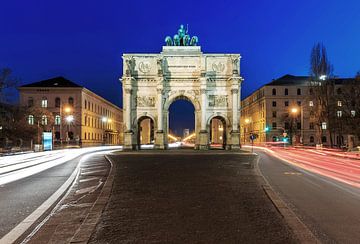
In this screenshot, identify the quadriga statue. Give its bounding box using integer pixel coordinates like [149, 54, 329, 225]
[164, 24, 198, 46]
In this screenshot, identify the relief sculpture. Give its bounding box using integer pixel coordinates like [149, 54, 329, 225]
[208, 95, 228, 107]
[136, 96, 156, 107]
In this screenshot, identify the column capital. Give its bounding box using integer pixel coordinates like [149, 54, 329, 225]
[125, 88, 132, 94]
[231, 88, 239, 94]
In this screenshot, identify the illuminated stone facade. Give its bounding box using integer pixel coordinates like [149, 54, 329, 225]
[19, 77, 123, 147]
[122, 46, 243, 149]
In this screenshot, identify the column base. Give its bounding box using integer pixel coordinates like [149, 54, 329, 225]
[155, 131, 166, 149]
[198, 130, 209, 150]
[123, 131, 136, 150]
[229, 130, 241, 150]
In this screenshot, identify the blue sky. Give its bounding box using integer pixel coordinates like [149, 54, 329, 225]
[1, 0, 360, 133]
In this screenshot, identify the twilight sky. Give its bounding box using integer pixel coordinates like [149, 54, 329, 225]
[1, 0, 360, 134]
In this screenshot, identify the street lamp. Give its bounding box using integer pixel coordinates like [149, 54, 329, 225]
[290, 106, 303, 145]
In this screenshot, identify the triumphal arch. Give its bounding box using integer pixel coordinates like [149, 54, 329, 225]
[121, 25, 243, 150]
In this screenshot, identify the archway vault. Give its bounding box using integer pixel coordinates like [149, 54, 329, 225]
[121, 45, 243, 150]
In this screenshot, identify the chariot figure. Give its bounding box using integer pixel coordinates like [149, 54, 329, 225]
[165, 24, 198, 46]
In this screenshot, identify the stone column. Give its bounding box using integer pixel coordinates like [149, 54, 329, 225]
[155, 88, 166, 149]
[230, 87, 240, 150]
[199, 88, 208, 150]
[231, 88, 239, 131]
[124, 88, 135, 150]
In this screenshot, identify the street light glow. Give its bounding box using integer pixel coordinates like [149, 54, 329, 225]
[65, 115, 74, 123]
[245, 118, 250, 124]
[319, 75, 327, 80]
[291, 108, 298, 114]
[64, 107, 72, 113]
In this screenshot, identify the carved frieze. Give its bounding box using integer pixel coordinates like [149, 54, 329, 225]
[208, 95, 228, 107]
[136, 96, 156, 107]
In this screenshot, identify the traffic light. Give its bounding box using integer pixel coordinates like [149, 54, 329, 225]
[264, 126, 270, 132]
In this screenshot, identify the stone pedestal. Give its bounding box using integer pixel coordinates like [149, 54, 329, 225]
[229, 130, 241, 150]
[155, 131, 166, 149]
[124, 131, 136, 150]
[198, 130, 209, 150]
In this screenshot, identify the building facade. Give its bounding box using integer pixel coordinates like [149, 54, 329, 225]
[241, 74, 359, 147]
[18, 77, 123, 147]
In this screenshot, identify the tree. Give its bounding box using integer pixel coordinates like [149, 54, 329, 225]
[309, 43, 335, 147]
[0, 68, 18, 102]
[338, 72, 360, 146]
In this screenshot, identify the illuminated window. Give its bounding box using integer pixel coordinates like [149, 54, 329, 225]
[41, 97, 48, 108]
[55, 115, 61, 125]
[321, 122, 327, 130]
[309, 101, 314, 107]
[337, 101, 342, 107]
[41, 115, 48, 125]
[28, 115, 34, 125]
[351, 110, 356, 117]
[336, 111, 342, 118]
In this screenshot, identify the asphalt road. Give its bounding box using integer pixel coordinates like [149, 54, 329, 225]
[0, 155, 81, 239]
[256, 149, 360, 243]
[90, 151, 297, 243]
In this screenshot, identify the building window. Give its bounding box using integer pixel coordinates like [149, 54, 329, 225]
[272, 111, 277, 118]
[41, 115, 48, 125]
[69, 97, 74, 106]
[336, 88, 342, 95]
[297, 122, 301, 130]
[272, 122, 277, 129]
[55, 115, 61, 125]
[310, 136, 314, 143]
[322, 136, 327, 143]
[272, 101, 277, 107]
[297, 101, 301, 106]
[309, 122, 314, 130]
[28, 97, 34, 107]
[28, 115, 34, 125]
[85, 132, 87, 140]
[285, 122, 290, 130]
[321, 122, 327, 130]
[297, 88, 301, 95]
[309, 101, 314, 107]
[337, 100, 342, 107]
[272, 88, 276, 95]
[41, 97, 48, 108]
[284, 88, 288, 96]
[55, 97, 61, 108]
[351, 110, 356, 117]
[309, 88, 313, 95]
[336, 111, 342, 118]
[284, 101, 289, 107]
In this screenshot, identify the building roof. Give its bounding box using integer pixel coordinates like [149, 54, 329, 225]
[265, 74, 310, 86]
[20, 76, 83, 88]
[265, 74, 355, 86]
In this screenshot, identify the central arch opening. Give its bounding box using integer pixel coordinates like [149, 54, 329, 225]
[168, 97, 195, 148]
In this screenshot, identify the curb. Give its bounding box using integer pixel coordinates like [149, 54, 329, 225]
[69, 154, 115, 243]
[253, 155, 320, 244]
